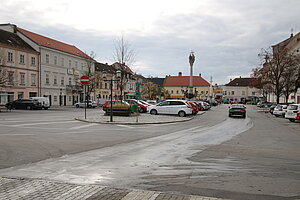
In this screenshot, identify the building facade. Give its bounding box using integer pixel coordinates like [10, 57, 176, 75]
[163, 73, 210, 100]
[223, 78, 262, 104]
[0, 24, 94, 106]
[0, 29, 39, 105]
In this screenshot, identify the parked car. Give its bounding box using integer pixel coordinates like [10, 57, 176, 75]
[198, 101, 209, 110]
[273, 104, 288, 117]
[146, 100, 157, 105]
[124, 99, 149, 113]
[228, 104, 246, 118]
[30, 97, 50, 110]
[5, 99, 42, 110]
[269, 104, 277, 115]
[75, 100, 97, 108]
[296, 112, 300, 121]
[102, 100, 129, 111]
[258, 101, 273, 108]
[285, 104, 300, 122]
[188, 101, 198, 115]
[148, 99, 193, 117]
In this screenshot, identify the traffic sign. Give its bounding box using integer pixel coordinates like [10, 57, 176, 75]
[80, 75, 89, 85]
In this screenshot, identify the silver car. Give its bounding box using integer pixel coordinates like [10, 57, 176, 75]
[75, 100, 97, 108]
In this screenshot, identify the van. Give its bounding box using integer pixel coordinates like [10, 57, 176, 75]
[30, 97, 50, 110]
[285, 104, 300, 122]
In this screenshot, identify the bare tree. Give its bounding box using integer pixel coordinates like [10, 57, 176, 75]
[0, 49, 9, 87]
[112, 36, 136, 99]
[75, 52, 96, 100]
[253, 48, 300, 104]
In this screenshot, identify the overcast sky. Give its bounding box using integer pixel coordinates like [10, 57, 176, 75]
[1, 0, 300, 84]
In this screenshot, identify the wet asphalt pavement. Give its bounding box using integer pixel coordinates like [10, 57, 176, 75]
[0, 105, 299, 200]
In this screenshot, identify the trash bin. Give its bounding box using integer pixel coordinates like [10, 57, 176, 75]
[131, 104, 138, 113]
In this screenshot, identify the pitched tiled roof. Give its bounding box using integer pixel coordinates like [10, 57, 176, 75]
[226, 78, 256, 87]
[164, 76, 210, 87]
[17, 27, 91, 59]
[95, 62, 116, 74]
[0, 29, 36, 52]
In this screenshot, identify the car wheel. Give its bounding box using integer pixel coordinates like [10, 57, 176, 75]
[243, 114, 246, 118]
[150, 109, 157, 115]
[76, 104, 79, 108]
[139, 107, 144, 113]
[178, 111, 186, 117]
[26, 105, 32, 110]
[44, 107, 48, 110]
[7, 105, 12, 110]
[275, 115, 279, 117]
[228, 113, 232, 117]
[289, 119, 295, 122]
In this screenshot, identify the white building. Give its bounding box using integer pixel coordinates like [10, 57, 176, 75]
[0, 24, 94, 106]
[223, 77, 262, 104]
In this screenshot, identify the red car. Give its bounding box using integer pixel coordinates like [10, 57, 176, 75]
[124, 99, 149, 113]
[102, 100, 129, 111]
[188, 101, 199, 115]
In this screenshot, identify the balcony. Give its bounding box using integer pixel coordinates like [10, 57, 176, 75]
[66, 85, 83, 91]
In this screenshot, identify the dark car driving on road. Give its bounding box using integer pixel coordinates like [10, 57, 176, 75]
[228, 104, 246, 118]
[5, 99, 42, 110]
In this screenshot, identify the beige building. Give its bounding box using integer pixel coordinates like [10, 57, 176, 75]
[163, 73, 210, 100]
[0, 29, 39, 105]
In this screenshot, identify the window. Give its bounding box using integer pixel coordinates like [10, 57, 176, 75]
[68, 96, 72, 102]
[61, 77, 64, 86]
[170, 101, 185, 105]
[46, 54, 49, 64]
[75, 61, 78, 68]
[252, 92, 256, 96]
[8, 52, 13, 62]
[54, 56, 57, 65]
[201, 91, 204, 94]
[8, 71, 14, 85]
[54, 96, 58, 102]
[61, 58, 64, 66]
[242, 91, 245, 95]
[45, 74, 50, 84]
[18, 92, 24, 99]
[31, 57, 36, 66]
[19, 54, 25, 64]
[69, 60, 71, 68]
[31, 74, 36, 86]
[54, 75, 57, 85]
[224, 91, 227, 95]
[105, 82, 107, 89]
[69, 77, 72, 85]
[100, 82, 103, 89]
[20, 73, 25, 85]
[171, 90, 173, 94]
[206, 91, 208, 94]
[231, 91, 235, 95]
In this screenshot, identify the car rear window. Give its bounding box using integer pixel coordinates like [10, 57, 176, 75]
[231, 104, 244, 108]
[288, 105, 299, 110]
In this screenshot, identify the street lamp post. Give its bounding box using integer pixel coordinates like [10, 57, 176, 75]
[103, 70, 121, 122]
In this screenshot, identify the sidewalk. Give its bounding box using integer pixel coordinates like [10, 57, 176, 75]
[0, 176, 227, 200]
[76, 111, 205, 125]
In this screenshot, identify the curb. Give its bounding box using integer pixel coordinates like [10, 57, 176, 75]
[75, 112, 205, 125]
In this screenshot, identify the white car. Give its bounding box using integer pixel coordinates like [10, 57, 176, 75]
[285, 104, 300, 122]
[75, 100, 97, 108]
[148, 99, 193, 117]
[273, 104, 288, 117]
[30, 97, 50, 110]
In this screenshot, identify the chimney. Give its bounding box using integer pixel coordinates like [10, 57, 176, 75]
[199, 73, 201, 77]
[178, 72, 182, 76]
[230, 78, 232, 82]
[239, 76, 241, 78]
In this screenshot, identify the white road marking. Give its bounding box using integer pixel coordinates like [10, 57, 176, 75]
[10, 120, 78, 127]
[69, 124, 97, 130]
[116, 125, 134, 128]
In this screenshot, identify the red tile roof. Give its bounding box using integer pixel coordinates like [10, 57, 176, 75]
[17, 27, 91, 59]
[164, 76, 210, 87]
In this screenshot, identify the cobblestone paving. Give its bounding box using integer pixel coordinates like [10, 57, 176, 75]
[0, 177, 227, 200]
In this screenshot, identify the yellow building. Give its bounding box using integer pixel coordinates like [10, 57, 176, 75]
[163, 74, 210, 100]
